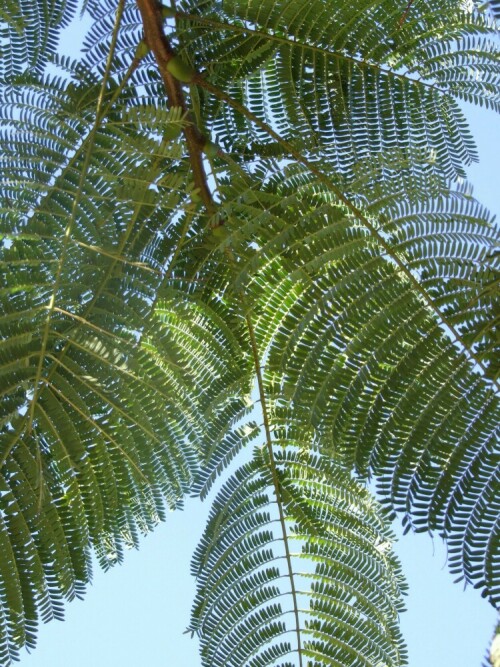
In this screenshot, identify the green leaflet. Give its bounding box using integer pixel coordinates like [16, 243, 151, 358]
[0, 0, 78, 79]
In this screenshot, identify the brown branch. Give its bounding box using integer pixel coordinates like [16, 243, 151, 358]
[135, 0, 216, 215]
[397, 0, 415, 29]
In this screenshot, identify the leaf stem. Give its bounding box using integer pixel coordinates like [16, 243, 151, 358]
[1, 0, 135, 471]
[246, 315, 304, 666]
[27, 0, 127, 436]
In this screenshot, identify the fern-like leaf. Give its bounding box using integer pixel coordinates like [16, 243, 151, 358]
[190, 446, 407, 667]
[181, 161, 500, 607]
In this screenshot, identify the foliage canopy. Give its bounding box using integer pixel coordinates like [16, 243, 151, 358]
[0, 0, 499, 664]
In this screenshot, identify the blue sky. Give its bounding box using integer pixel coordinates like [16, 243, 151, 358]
[18, 489, 499, 667]
[14, 13, 500, 667]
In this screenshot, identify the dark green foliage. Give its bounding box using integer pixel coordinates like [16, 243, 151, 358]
[0, 0, 499, 665]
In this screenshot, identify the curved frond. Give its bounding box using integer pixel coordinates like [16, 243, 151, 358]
[175, 0, 500, 179]
[341, 161, 499, 380]
[0, 63, 245, 660]
[190, 447, 407, 667]
[183, 162, 499, 607]
[148, 291, 256, 501]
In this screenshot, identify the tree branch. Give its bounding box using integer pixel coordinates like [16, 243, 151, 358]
[135, 0, 216, 215]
